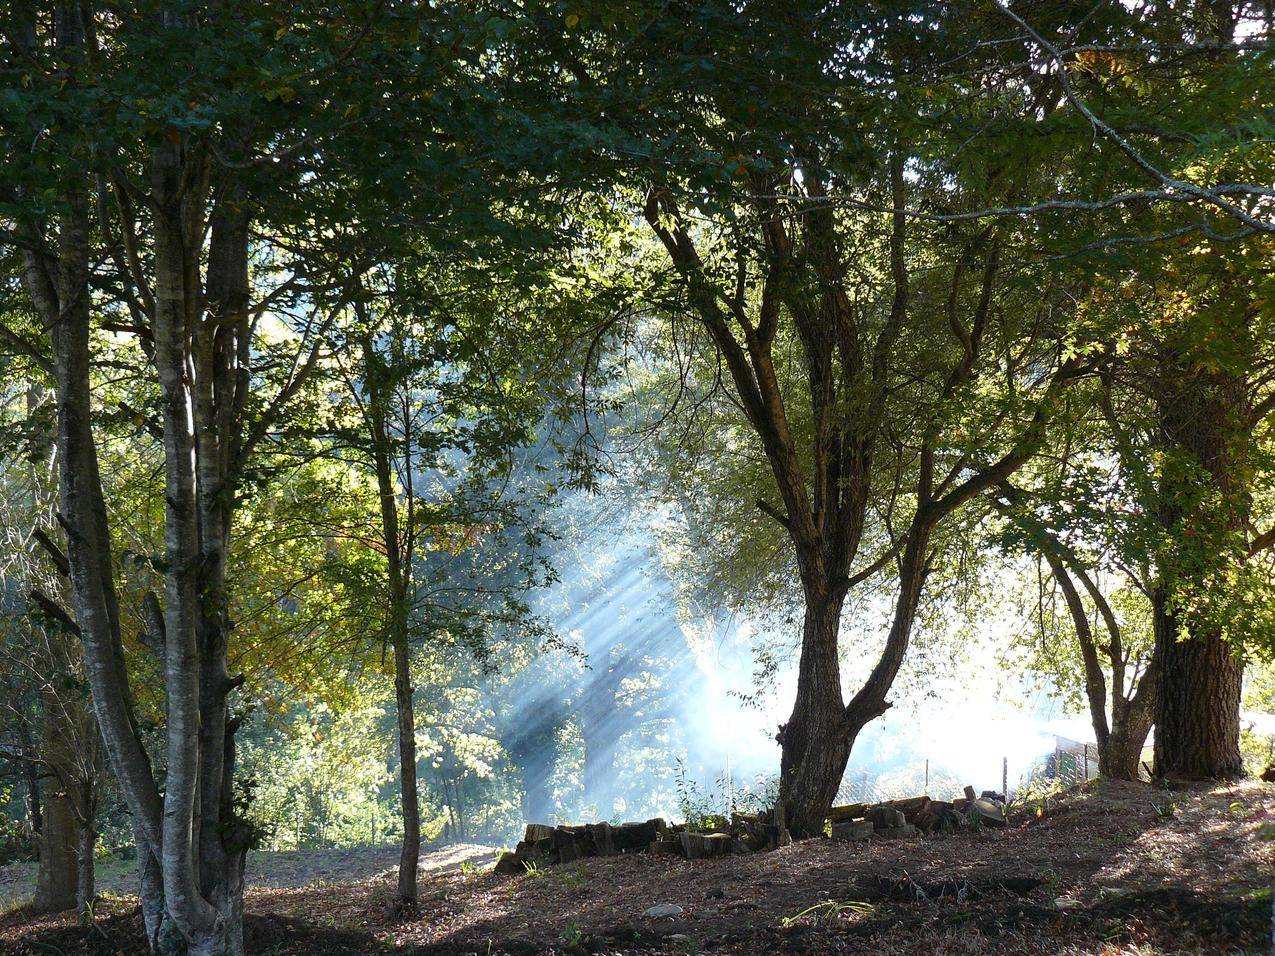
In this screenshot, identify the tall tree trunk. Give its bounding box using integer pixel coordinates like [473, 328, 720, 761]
[31, 623, 86, 917]
[363, 338, 420, 905]
[1152, 365, 1246, 779]
[20, 0, 171, 942]
[75, 790, 96, 924]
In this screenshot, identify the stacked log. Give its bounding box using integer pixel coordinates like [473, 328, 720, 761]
[495, 819, 667, 874]
[494, 812, 793, 874]
[827, 784, 1007, 840]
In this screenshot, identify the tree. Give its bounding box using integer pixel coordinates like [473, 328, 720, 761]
[0, 4, 427, 949]
[1096, 239, 1275, 778]
[521, 1, 1099, 834]
[991, 475, 1157, 780]
[0, 376, 103, 918]
[990, 0, 1275, 778]
[327, 250, 567, 900]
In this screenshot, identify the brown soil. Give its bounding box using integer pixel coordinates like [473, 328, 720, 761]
[2, 779, 1271, 955]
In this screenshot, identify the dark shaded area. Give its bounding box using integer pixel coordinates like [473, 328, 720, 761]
[1, 909, 389, 955]
[4, 887, 1268, 955]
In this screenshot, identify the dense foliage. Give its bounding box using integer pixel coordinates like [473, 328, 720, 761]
[0, 1, 1270, 951]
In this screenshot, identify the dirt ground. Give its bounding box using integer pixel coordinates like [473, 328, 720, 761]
[2, 779, 1271, 955]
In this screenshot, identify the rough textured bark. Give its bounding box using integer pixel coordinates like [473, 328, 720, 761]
[1101, 730, 1148, 782]
[777, 596, 852, 837]
[1152, 365, 1245, 779]
[1153, 590, 1244, 778]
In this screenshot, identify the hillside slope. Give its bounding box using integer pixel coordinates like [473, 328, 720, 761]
[3, 779, 1271, 955]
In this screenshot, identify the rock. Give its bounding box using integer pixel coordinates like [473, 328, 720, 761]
[588, 822, 617, 855]
[737, 827, 770, 852]
[644, 903, 685, 918]
[831, 821, 874, 842]
[967, 798, 1006, 828]
[916, 801, 961, 833]
[555, 831, 585, 863]
[887, 796, 930, 817]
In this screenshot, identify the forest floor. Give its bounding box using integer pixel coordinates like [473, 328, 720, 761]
[1, 777, 1271, 955]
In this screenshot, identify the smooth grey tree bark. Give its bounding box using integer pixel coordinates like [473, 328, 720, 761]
[11, 5, 321, 950]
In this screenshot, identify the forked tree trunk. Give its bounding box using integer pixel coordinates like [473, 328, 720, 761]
[1103, 655, 1156, 781]
[779, 530, 933, 837]
[645, 146, 1072, 839]
[1001, 490, 1157, 783]
[1100, 731, 1145, 781]
[777, 595, 851, 838]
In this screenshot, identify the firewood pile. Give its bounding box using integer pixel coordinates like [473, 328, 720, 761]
[830, 786, 1006, 842]
[494, 786, 1007, 874]
[494, 811, 794, 874]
